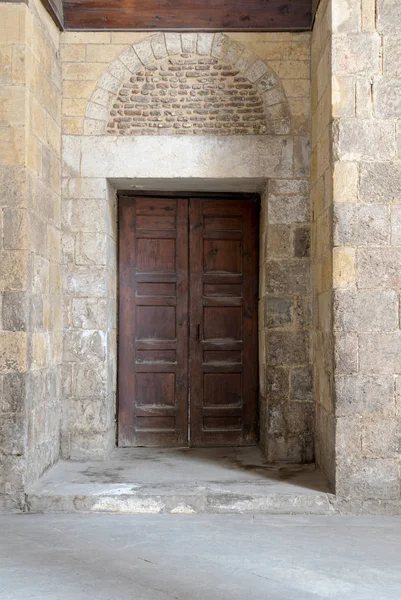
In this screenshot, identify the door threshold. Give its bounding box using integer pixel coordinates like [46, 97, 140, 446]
[25, 447, 334, 515]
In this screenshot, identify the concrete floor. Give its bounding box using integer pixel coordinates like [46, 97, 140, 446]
[27, 447, 333, 514]
[1, 514, 400, 600]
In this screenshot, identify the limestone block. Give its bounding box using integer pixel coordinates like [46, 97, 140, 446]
[118, 47, 142, 74]
[2, 292, 28, 332]
[266, 259, 310, 295]
[66, 397, 109, 432]
[72, 362, 107, 398]
[266, 225, 292, 259]
[291, 367, 313, 400]
[334, 289, 398, 332]
[256, 71, 279, 93]
[32, 254, 50, 295]
[61, 32, 111, 44]
[268, 194, 309, 225]
[377, 0, 401, 33]
[97, 71, 121, 94]
[0, 332, 27, 373]
[63, 98, 87, 117]
[62, 136, 81, 178]
[0, 413, 26, 455]
[333, 119, 396, 161]
[293, 136, 310, 177]
[63, 330, 106, 363]
[246, 60, 268, 83]
[60, 44, 86, 62]
[360, 332, 401, 373]
[333, 204, 390, 246]
[332, 33, 380, 75]
[86, 45, 126, 64]
[63, 117, 83, 135]
[61, 231, 74, 264]
[360, 162, 401, 203]
[1, 372, 26, 413]
[85, 102, 108, 121]
[295, 295, 312, 329]
[362, 419, 401, 458]
[334, 332, 358, 373]
[63, 63, 105, 81]
[0, 250, 28, 292]
[165, 33, 182, 56]
[2, 209, 29, 250]
[0, 126, 25, 167]
[336, 374, 395, 417]
[46, 114, 61, 155]
[333, 247, 356, 289]
[332, 0, 361, 32]
[337, 456, 400, 499]
[63, 80, 97, 99]
[62, 177, 106, 199]
[264, 295, 293, 329]
[64, 266, 108, 297]
[107, 59, 132, 82]
[133, 39, 154, 65]
[71, 297, 108, 330]
[383, 37, 401, 76]
[294, 227, 310, 257]
[76, 232, 108, 266]
[374, 77, 401, 118]
[265, 367, 289, 400]
[84, 119, 105, 135]
[357, 247, 401, 289]
[267, 331, 309, 366]
[336, 416, 363, 458]
[0, 4, 25, 44]
[333, 162, 358, 204]
[332, 76, 355, 117]
[361, 0, 376, 30]
[355, 77, 372, 119]
[195, 33, 213, 56]
[211, 33, 226, 58]
[391, 206, 401, 244]
[63, 198, 107, 233]
[269, 179, 309, 195]
[223, 40, 243, 66]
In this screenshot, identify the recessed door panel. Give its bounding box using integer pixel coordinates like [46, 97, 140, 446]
[118, 195, 259, 448]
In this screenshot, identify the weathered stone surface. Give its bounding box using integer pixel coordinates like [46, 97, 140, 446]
[266, 225, 292, 259]
[63, 331, 106, 363]
[294, 226, 310, 257]
[359, 162, 401, 203]
[333, 204, 389, 246]
[333, 119, 396, 161]
[267, 332, 309, 366]
[291, 367, 313, 401]
[71, 297, 108, 330]
[265, 367, 289, 400]
[374, 77, 401, 118]
[72, 363, 107, 398]
[268, 195, 309, 225]
[362, 419, 401, 458]
[332, 247, 356, 289]
[383, 36, 401, 76]
[357, 248, 401, 289]
[266, 260, 310, 295]
[336, 457, 400, 500]
[334, 333, 358, 374]
[1, 372, 26, 413]
[336, 374, 395, 417]
[332, 33, 381, 75]
[333, 290, 398, 332]
[264, 296, 293, 329]
[377, 0, 401, 33]
[359, 333, 401, 374]
[2, 292, 28, 331]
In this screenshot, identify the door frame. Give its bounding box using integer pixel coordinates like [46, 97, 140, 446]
[117, 191, 260, 447]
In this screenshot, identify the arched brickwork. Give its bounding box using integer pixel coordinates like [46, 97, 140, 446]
[84, 33, 291, 136]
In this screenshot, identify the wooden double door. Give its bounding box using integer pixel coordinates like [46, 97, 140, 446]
[118, 195, 259, 447]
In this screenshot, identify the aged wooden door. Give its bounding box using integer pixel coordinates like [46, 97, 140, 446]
[118, 195, 259, 447]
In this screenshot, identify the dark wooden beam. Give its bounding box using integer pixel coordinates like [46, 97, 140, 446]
[41, 0, 64, 29]
[63, 0, 312, 31]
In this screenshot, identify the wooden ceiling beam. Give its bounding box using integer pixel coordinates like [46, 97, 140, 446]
[62, 0, 313, 31]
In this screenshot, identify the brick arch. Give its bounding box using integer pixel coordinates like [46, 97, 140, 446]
[84, 33, 291, 136]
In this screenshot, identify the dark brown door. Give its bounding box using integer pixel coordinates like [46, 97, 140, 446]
[118, 195, 259, 447]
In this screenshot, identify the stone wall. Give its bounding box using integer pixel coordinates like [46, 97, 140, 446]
[0, 0, 61, 510]
[330, 0, 401, 507]
[311, 0, 336, 488]
[60, 30, 312, 461]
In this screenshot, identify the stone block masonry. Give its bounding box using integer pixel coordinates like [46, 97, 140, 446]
[60, 30, 312, 464]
